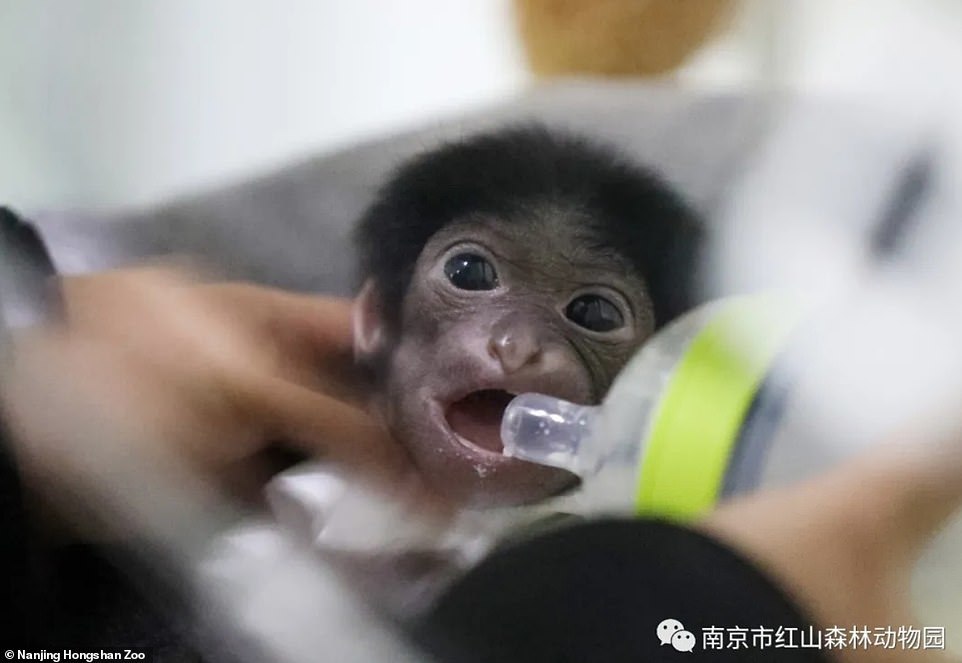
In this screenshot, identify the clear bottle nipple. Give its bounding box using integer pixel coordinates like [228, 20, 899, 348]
[500, 393, 600, 476]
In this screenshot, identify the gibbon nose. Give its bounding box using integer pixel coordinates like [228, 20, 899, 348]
[488, 317, 543, 374]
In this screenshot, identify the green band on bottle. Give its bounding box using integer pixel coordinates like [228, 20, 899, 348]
[634, 296, 800, 521]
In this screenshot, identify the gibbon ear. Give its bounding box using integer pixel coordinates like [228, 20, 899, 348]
[353, 279, 387, 362]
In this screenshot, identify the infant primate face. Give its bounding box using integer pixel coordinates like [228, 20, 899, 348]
[364, 213, 654, 507]
[353, 127, 702, 507]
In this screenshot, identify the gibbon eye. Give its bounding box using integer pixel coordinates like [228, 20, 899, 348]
[444, 253, 499, 291]
[565, 294, 624, 332]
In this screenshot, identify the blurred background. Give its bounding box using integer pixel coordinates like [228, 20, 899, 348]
[3, 0, 960, 210]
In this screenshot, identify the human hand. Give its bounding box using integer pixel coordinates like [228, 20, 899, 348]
[0, 266, 421, 531]
[702, 432, 962, 662]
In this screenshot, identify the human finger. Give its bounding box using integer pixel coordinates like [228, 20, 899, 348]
[198, 284, 365, 401]
[235, 374, 413, 488]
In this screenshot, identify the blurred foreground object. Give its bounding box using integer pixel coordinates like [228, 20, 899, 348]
[267, 424, 962, 662]
[2, 267, 413, 512]
[514, 0, 733, 77]
[0, 264, 428, 659]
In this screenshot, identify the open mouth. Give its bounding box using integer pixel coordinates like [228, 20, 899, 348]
[445, 389, 517, 454]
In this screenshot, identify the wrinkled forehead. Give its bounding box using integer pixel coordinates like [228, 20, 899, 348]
[421, 207, 639, 285]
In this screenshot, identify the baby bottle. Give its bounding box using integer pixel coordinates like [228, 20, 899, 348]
[501, 295, 804, 520]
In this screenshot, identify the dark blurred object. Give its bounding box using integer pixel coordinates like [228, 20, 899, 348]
[0, 207, 59, 329]
[416, 519, 828, 663]
[869, 152, 933, 260]
[514, 0, 733, 77]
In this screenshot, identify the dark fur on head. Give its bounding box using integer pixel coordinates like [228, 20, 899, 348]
[355, 125, 704, 332]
